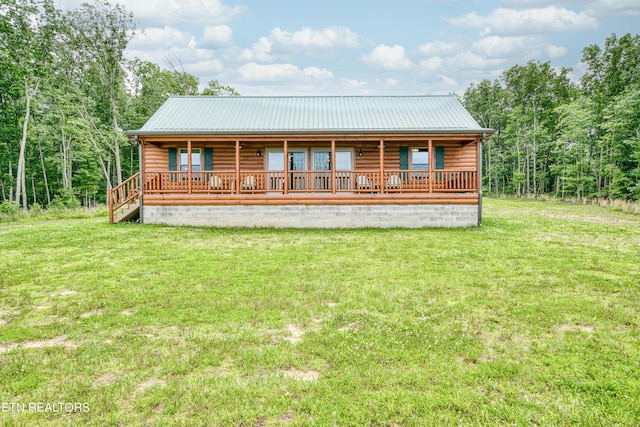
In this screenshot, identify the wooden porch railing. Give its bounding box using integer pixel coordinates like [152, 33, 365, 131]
[142, 169, 477, 194]
[108, 172, 140, 223]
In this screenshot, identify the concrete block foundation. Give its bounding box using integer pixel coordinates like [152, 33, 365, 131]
[143, 204, 479, 228]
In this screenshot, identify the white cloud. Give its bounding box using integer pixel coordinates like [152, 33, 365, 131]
[418, 40, 464, 56]
[270, 26, 360, 50]
[189, 59, 225, 74]
[501, 0, 640, 16]
[585, 0, 640, 17]
[438, 75, 458, 88]
[199, 25, 233, 48]
[130, 26, 193, 49]
[127, 26, 227, 79]
[419, 52, 504, 74]
[238, 25, 360, 62]
[361, 44, 414, 71]
[240, 37, 274, 63]
[237, 62, 334, 82]
[382, 77, 399, 88]
[55, 0, 245, 25]
[418, 57, 445, 73]
[473, 36, 567, 59]
[547, 44, 569, 58]
[446, 7, 598, 36]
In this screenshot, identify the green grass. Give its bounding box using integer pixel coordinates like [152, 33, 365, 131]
[1, 198, 639, 426]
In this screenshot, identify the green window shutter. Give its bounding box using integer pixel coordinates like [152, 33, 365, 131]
[435, 146, 445, 170]
[399, 146, 409, 170]
[204, 147, 213, 170]
[399, 146, 409, 181]
[168, 147, 177, 171]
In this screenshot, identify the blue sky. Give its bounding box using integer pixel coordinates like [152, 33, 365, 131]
[55, 0, 640, 96]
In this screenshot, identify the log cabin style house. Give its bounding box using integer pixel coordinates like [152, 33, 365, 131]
[112, 95, 493, 227]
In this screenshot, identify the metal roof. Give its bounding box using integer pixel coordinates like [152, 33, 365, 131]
[129, 95, 490, 136]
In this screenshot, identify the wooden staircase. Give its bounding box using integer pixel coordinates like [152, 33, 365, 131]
[108, 173, 140, 224]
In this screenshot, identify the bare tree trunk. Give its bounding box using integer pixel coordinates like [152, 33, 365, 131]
[486, 141, 492, 194]
[532, 99, 537, 196]
[0, 162, 5, 202]
[60, 111, 73, 192]
[8, 158, 14, 202]
[110, 86, 123, 185]
[87, 130, 112, 191]
[516, 134, 522, 196]
[16, 79, 34, 212]
[525, 141, 530, 196]
[31, 174, 37, 204]
[37, 140, 51, 205]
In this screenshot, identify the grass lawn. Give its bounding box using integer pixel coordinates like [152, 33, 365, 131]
[1, 198, 639, 426]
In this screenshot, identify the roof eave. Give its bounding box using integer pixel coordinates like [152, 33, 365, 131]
[125, 128, 495, 137]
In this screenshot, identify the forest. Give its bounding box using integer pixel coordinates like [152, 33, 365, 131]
[463, 34, 640, 201]
[0, 0, 237, 212]
[1, 0, 639, 212]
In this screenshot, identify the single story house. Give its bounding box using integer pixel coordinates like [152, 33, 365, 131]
[112, 95, 493, 227]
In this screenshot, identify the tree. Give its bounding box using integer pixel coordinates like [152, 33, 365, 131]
[66, 0, 137, 186]
[201, 80, 240, 96]
[463, 79, 507, 195]
[0, 0, 59, 211]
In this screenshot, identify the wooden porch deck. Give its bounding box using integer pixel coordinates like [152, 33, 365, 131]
[109, 168, 479, 223]
[143, 169, 477, 194]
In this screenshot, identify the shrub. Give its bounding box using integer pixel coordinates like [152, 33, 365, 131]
[49, 191, 81, 210]
[0, 201, 20, 217]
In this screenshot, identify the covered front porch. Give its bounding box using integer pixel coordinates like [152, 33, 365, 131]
[109, 135, 481, 223]
[142, 136, 479, 196]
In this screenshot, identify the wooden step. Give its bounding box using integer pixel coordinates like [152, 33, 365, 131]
[114, 200, 140, 223]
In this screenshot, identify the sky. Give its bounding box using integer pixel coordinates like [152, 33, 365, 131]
[54, 0, 640, 96]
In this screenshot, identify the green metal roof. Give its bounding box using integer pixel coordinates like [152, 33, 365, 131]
[129, 95, 490, 136]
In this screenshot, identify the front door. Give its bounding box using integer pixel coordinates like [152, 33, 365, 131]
[313, 150, 353, 190]
[267, 150, 306, 190]
[313, 152, 331, 190]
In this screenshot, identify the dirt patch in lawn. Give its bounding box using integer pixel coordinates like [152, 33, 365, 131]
[338, 323, 359, 332]
[557, 324, 595, 333]
[539, 212, 639, 226]
[284, 323, 304, 343]
[0, 309, 10, 325]
[56, 290, 79, 296]
[94, 372, 117, 387]
[80, 310, 102, 319]
[279, 413, 295, 421]
[280, 369, 321, 381]
[134, 378, 166, 394]
[0, 335, 77, 353]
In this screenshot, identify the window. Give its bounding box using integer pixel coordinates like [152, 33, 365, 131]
[411, 148, 429, 170]
[312, 149, 353, 171]
[180, 148, 201, 171]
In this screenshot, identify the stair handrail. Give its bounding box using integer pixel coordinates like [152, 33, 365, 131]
[108, 172, 140, 223]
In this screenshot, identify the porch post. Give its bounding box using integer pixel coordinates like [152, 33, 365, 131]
[428, 139, 433, 193]
[379, 140, 385, 193]
[478, 135, 484, 226]
[235, 140, 240, 194]
[139, 139, 144, 223]
[108, 189, 113, 223]
[331, 140, 336, 194]
[187, 139, 192, 194]
[283, 140, 288, 194]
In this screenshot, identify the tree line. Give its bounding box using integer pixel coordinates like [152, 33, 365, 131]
[463, 33, 640, 201]
[1, 0, 238, 211]
[2, 1, 639, 211]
